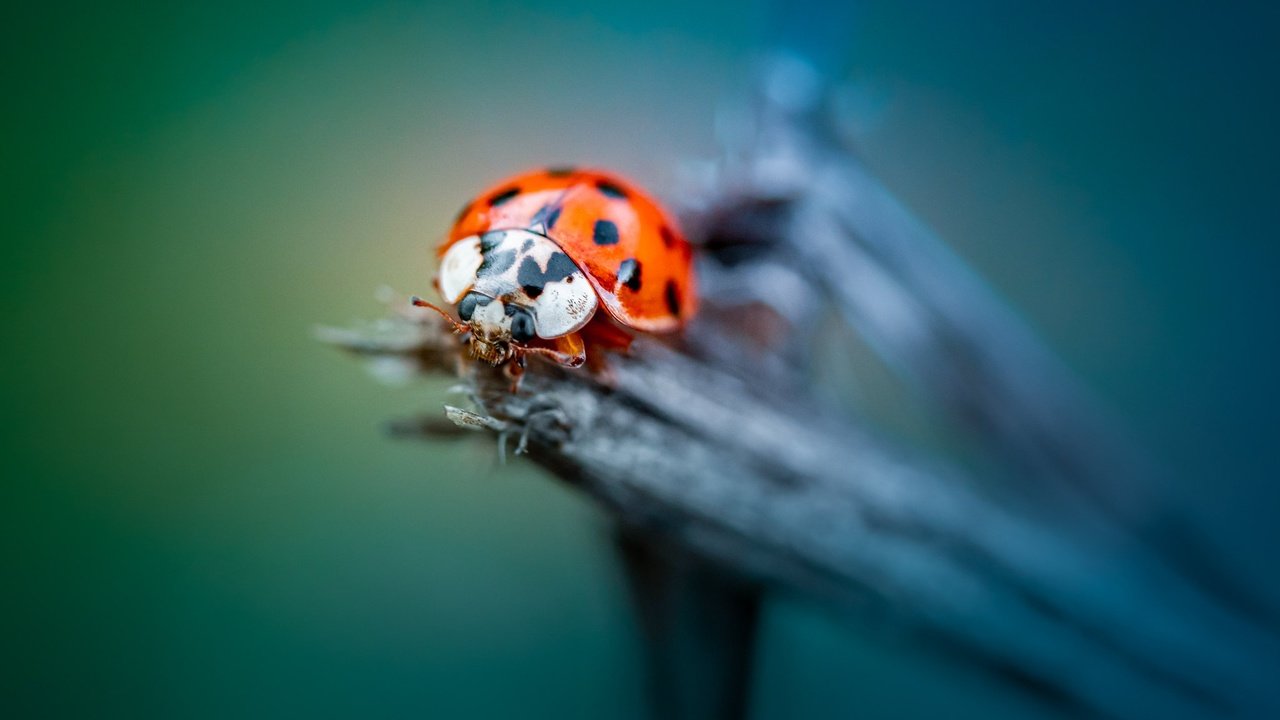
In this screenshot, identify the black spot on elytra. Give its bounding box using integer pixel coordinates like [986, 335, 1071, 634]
[487, 186, 520, 206]
[531, 204, 562, 232]
[617, 258, 642, 291]
[593, 219, 619, 246]
[477, 249, 516, 277]
[595, 180, 628, 199]
[665, 280, 681, 317]
[546, 166, 576, 177]
[659, 225, 676, 248]
[518, 252, 578, 299]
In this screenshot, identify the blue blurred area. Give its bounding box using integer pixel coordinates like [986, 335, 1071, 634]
[847, 2, 1280, 591]
[3, 1, 1277, 718]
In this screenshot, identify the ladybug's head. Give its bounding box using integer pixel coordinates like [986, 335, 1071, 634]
[409, 292, 534, 366]
[457, 291, 536, 366]
[417, 229, 599, 369]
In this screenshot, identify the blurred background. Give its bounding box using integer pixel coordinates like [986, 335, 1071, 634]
[4, 1, 1278, 717]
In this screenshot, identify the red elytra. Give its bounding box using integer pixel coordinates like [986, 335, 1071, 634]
[415, 167, 697, 382]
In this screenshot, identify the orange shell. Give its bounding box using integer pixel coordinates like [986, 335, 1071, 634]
[441, 167, 697, 333]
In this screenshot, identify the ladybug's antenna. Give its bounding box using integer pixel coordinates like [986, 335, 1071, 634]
[410, 296, 467, 334]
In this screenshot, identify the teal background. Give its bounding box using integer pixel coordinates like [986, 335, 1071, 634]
[5, 1, 1277, 717]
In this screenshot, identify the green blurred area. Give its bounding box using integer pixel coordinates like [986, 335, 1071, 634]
[2, 2, 729, 716]
[4, 1, 1277, 718]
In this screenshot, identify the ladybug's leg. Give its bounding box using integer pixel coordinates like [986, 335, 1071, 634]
[578, 319, 634, 381]
[521, 333, 586, 369]
[504, 355, 527, 393]
[581, 318, 634, 356]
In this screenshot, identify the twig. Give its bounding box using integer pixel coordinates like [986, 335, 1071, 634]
[320, 56, 1280, 720]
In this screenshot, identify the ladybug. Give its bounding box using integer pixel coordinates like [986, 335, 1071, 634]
[413, 167, 697, 385]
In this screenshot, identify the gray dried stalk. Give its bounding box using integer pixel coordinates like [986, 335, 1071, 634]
[320, 58, 1280, 720]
